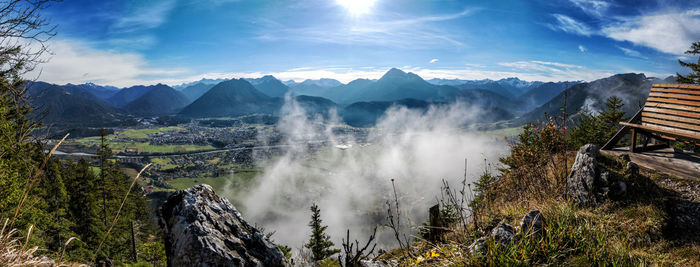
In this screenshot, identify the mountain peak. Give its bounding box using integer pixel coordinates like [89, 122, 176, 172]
[383, 68, 407, 78]
[379, 68, 424, 83]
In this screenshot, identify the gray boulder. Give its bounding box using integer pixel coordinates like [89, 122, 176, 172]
[491, 221, 515, 245]
[468, 237, 487, 255]
[520, 210, 545, 237]
[566, 144, 600, 206]
[159, 184, 287, 267]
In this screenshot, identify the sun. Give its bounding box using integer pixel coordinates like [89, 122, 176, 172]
[336, 0, 377, 16]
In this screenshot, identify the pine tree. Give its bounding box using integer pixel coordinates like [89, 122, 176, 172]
[677, 42, 700, 84]
[569, 96, 627, 147]
[599, 96, 627, 137]
[304, 204, 340, 261]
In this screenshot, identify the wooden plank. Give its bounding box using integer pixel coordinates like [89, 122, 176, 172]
[642, 117, 700, 132]
[620, 122, 700, 141]
[645, 102, 700, 113]
[648, 92, 700, 101]
[643, 107, 700, 119]
[642, 111, 700, 125]
[651, 88, 700, 96]
[646, 97, 700, 107]
[652, 84, 700, 89]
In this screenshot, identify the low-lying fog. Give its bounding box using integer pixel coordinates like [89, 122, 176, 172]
[223, 96, 509, 251]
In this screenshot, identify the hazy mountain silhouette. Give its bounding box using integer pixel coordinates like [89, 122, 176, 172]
[124, 84, 190, 116]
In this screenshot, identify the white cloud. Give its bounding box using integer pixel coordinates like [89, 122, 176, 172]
[29, 39, 187, 87]
[601, 9, 700, 55]
[429, 59, 439, 64]
[548, 14, 594, 36]
[569, 0, 610, 17]
[616, 46, 646, 59]
[578, 45, 586, 52]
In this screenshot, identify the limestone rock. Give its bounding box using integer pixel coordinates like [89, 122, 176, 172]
[566, 144, 600, 206]
[159, 184, 287, 267]
[491, 221, 515, 245]
[468, 237, 487, 255]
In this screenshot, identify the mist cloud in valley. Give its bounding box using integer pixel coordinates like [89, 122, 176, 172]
[226, 96, 508, 251]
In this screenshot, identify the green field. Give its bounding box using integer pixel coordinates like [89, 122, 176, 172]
[168, 169, 260, 194]
[482, 126, 523, 139]
[115, 126, 186, 139]
[150, 157, 177, 170]
[69, 126, 215, 154]
[109, 142, 214, 153]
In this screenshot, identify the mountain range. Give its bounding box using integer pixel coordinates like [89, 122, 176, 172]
[25, 68, 662, 129]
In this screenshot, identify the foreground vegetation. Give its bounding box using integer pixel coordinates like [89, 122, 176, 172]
[374, 97, 700, 266]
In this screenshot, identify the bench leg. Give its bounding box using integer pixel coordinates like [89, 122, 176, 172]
[630, 128, 637, 153]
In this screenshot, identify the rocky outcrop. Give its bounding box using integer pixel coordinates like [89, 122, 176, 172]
[566, 144, 600, 206]
[566, 144, 628, 206]
[158, 184, 287, 267]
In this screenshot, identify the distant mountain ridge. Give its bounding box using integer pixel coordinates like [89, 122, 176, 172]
[24, 68, 666, 129]
[245, 75, 289, 97]
[179, 79, 275, 117]
[124, 85, 190, 116]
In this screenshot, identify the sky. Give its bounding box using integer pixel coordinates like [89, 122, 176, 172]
[30, 0, 700, 87]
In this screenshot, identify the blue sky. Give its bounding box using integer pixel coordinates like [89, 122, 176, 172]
[32, 0, 700, 87]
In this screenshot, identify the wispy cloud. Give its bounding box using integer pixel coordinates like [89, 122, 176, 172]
[601, 9, 700, 55]
[255, 8, 476, 48]
[616, 46, 646, 59]
[429, 59, 439, 64]
[498, 60, 612, 81]
[569, 0, 610, 17]
[578, 45, 586, 52]
[111, 0, 176, 34]
[548, 14, 594, 36]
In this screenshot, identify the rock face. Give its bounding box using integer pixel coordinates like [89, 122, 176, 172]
[566, 144, 600, 206]
[159, 184, 287, 267]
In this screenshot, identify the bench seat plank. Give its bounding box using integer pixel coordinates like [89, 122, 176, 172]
[642, 111, 700, 125]
[620, 121, 700, 141]
[648, 92, 700, 101]
[651, 88, 700, 96]
[646, 97, 700, 107]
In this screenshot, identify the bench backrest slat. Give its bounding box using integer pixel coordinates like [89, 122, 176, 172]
[641, 84, 700, 139]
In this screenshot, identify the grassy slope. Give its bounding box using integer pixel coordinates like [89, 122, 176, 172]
[379, 153, 700, 266]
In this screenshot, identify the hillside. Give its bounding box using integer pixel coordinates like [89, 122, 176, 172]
[179, 79, 274, 117]
[25, 81, 121, 125]
[516, 81, 577, 110]
[123, 84, 191, 116]
[515, 73, 656, 125]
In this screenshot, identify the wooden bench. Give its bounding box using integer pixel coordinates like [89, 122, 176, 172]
[602, 84, 700, 152]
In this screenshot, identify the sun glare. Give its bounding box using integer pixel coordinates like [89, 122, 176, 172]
[336, 0, 376, 16]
